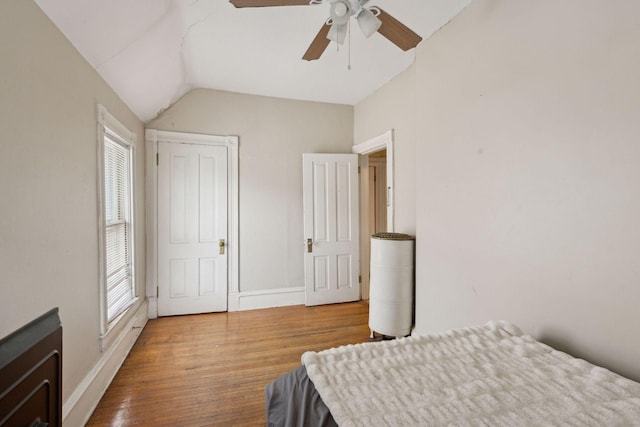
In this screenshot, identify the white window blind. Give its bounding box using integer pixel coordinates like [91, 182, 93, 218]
[103, 132, 135, 322]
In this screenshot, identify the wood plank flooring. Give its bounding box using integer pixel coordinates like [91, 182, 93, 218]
[86, 301, 370, 426]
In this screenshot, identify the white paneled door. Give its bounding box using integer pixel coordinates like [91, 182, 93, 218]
[158, 142, 228, 316]
[303, 154, 360, 306]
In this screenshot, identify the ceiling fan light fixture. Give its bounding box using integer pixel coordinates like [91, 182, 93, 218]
[329, 0, 351, 25]
[356, 7, 381, 38]
[334, 2, 347, 16]
[327, 22, 348, 45]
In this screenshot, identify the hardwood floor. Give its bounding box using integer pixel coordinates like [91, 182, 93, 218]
[86, 301, 370, 426]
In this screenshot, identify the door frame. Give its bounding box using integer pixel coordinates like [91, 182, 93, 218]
[145, 129, 239, 319]
[352, 129, 395, 300]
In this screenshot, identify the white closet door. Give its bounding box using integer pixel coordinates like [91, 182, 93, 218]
[157, 142, 228, 316]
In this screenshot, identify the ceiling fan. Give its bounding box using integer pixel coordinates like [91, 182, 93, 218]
[229, 0, 423, 61]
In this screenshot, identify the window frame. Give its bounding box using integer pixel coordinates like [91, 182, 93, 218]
[96, 105, 138, 349]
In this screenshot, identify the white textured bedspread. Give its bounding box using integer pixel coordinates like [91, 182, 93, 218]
[302, 321, 640, 426]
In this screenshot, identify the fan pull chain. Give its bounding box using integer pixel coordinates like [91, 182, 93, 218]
[347, 18, 351, 71]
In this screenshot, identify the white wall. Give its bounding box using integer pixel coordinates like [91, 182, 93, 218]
[148, 89, 353, 296]
[413, 0, 640, 381]
[0, 0, 145, 407]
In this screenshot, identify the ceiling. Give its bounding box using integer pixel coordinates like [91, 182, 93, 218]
[35, 0, 470, 122]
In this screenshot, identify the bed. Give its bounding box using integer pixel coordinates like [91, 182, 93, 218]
[265, 321, 640, 426]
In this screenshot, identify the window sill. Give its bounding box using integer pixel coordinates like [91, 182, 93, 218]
[99, 297, 140, 352]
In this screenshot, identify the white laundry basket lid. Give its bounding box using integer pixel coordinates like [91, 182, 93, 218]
[371, 232, 415, 240]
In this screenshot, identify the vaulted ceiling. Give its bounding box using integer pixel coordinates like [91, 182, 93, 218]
[35, 0, 470, 122]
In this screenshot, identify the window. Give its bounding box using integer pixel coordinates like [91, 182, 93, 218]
[103, 133, 134, 321]
[97, 105, 137, 335]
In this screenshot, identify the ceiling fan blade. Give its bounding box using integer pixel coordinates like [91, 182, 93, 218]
[302, 22, 331, 61]
[229, 0, 311, 7]
[376, 8, 423, 51]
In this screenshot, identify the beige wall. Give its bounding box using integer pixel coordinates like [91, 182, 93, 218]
[0, 0, 145, 402]
[412, 0, 640, 381]
[354, 66, 418, 299]
[354, 0, 640, 382]
[148, 89, 354, 293]
[355, 65, 417, 235]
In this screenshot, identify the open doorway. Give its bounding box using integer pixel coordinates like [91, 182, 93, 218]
[353, 130, 394, 301]
[362, 150, 387, 300]
[368, 150, 388, 236]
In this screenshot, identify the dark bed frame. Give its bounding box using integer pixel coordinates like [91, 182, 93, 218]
[0, 308, 62, 427]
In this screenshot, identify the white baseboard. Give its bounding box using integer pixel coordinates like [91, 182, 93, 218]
[63, 300, 148, 426]
[228, 286, 305, 311]
[146, 288, 303, 317]
[147, 296, 158, 319]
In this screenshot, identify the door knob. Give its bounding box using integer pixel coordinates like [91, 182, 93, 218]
[219, 239, 225, 255]
[307, 238, 313, 253]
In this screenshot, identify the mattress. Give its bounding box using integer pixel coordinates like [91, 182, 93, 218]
[266, 321, 640, 426]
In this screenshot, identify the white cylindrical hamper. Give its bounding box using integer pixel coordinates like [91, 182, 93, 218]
[369, 232, 415, 338]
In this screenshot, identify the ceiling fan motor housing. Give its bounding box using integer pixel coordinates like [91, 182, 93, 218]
[328, 0, 370, 21]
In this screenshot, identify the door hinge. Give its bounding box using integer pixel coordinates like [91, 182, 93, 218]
[156, 153, 159, 165]
[359, 275, 362, 284]
[358, 166, 361, 174]
[157, 286, 159, 297]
